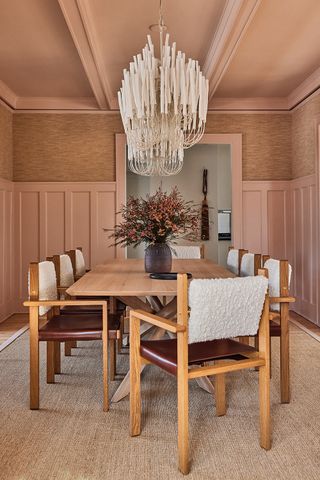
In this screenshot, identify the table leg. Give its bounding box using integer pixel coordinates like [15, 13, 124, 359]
[111, 297, 176, 403]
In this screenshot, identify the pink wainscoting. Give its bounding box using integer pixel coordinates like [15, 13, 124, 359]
[14, 182, 120, 310]
[0, 178, 15, 322]
[290, 175, 318, 324]
[242, 181, 291, 258]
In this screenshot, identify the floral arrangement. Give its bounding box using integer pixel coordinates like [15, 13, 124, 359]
[111, 187, 200, 248]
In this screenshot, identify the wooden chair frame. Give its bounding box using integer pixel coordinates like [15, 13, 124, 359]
[24, 262, 109, 412]
[266, 259, 295, 403]
[129, 271, 271, 474]
[228, 247, 248, 276]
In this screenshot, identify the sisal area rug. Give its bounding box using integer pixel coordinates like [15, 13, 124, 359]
[0, 325, 319, 480]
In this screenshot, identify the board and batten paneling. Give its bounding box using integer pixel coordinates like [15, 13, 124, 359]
[291, 175, 317, 323]
[14, 182, 122, 310]
[242, 181, 291, 258]
[0, 178, 14, 321]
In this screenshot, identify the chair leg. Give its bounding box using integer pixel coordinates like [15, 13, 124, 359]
[54, 342, 61, 374]
[130, 316, 141, 436]
[178, 367, 189, 475]
[259, 363, 271, 450]
[280, 304, 290, 403]
[65, 341, 72, 356]
[102, 309, 109, 412]
[109, 339, 116, 380]
[47, 342, 55, 384]
[30, 310, 39, 410]
[214, 363, 226, 416]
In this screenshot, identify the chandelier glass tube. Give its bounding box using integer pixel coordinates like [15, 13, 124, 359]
[118, 4, 209, 176]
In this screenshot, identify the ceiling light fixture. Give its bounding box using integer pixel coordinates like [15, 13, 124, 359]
[118, 0, 209, 176]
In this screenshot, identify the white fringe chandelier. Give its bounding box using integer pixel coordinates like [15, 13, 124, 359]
[118, 0, 209, 176]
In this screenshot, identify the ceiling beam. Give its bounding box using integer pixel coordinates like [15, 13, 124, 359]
[203, 0, 261, 102]
[76, 0, 117, 110]
[57, 0, 109, 109]
[0, 80, 18, 109]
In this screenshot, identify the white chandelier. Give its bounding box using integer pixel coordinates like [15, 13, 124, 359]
[118, 0, 209, 176]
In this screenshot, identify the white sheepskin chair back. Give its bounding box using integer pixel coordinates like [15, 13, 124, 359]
[28, 261, 57, 316]
[60, 254, 74, 288]
[188, 276, 268, 344]
[226, 248, 239, 275]
[264, 259, 292, 312]
[76, 249, 86, 276]
[240, 253, 255, 277]
[172, 245, 202, 259]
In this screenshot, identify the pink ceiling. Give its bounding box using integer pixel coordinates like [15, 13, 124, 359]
[0, 0, 93, 97]
[84, 0, 226, 99]
[215, 0, 320, 98]
[0, 0, 319, 110]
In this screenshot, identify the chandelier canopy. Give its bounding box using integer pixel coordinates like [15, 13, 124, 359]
[118, 2, 209, 176]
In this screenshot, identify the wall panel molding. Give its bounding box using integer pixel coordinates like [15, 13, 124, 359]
[0, 178, 15, 322]
[14, 182, 119, 311]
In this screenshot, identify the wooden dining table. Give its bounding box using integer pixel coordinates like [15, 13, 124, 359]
[67, 258, 234, 402]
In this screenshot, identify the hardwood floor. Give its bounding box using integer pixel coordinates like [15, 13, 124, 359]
[0, 314, 29, 351]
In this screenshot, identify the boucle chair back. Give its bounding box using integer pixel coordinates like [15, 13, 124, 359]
[240, 253, 262, 277]
[188, 276, 268, 344]
[226, 248, 239, 275]
[75, 249, 86, 276]
[28, 261, 57, 316]
[264, 259, 292, 312]
[172, 245, 203, 259]
[53, 254, 74, 288]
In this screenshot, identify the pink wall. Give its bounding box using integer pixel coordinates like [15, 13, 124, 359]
[0, 178, 15, 322]
[14, 182, 121, 311]
[290, 175, 317, 322]
[0, 176, 318, 326]
[242, 175, 318, 325]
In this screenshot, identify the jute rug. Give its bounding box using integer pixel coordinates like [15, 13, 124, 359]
[0, 325, 319, 480]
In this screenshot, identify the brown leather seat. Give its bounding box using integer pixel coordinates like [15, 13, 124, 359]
[270, 319, 281, 336]
[38, 313, 121, 341]
[140, 338, 257, 376]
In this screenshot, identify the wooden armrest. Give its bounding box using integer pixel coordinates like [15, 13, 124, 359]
[269, 296, 295, 304]
[57, 286, 68, 293]
[23, 300, 107, 307]
[130, 309, 186, 334]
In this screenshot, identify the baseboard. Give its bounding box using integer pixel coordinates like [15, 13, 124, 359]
[0, 325, 29, 353]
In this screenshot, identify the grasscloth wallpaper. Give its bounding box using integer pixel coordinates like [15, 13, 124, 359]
[292, 93, 320, 179]
[0, 102, 13, 181]
[13, 112, 292, 182]
[205, 113, 292, 180]
[13, 114, 123, 182]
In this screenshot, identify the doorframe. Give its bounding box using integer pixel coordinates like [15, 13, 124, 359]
[115, 133, 243, 256]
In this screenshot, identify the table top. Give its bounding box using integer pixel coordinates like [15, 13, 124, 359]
[66, 259, 234, 297]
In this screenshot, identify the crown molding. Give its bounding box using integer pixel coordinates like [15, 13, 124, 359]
[204, 0, 262, 101]
[209, 97, 289, 111]
[287, 66, 320, 109]
[15, 96, 99, 110]
[57, 0, 108, 109]
[0, 80, 17, 109]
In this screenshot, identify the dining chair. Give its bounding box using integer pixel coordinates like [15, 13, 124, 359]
[66, 247, 87, 280]
[264, 258, 295, 403]
[226, 247, 248, 275]
[24, 260, 115, 411]
[129, 272, 270, 474]
[240, 253, 262, 277]
[171, 244, 204, 259]
[57, 252, 122, 378]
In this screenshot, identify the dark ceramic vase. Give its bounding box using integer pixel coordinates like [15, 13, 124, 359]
[144, 243, 172, 273]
